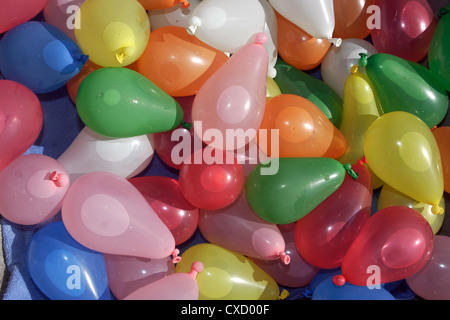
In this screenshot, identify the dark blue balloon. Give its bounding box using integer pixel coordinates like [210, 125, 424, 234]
[312, 276, 396, 300]
[26, 221, 111, 300]
[0, 21, 87, 94]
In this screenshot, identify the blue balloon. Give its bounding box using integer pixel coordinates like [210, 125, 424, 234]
[312, 276, 396, 300]
[26, 221, 111, 300]
[0, 21, 87, 94]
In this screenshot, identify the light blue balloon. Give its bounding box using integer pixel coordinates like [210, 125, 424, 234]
[26, 221, 111, 300]
[0, 21, 87, 94]
[312, 276, 396, 300]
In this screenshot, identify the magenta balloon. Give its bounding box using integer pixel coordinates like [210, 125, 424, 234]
[128, 176, 199, 245]
[43, 0, 86, 41]
[250, 224, 320, 288]
[199, 190, 290, 263]
[0, 80, 43, 172]
[61, 171, 178, 261]
[191, 33, 268, 151]
[406, 235, 450, 300]
[104, 253, 175, 300]
[295, 164, 373, 269]
[0, 154, 70, 225]
[341, 206, 434, 286]
[0, 0, 48, 34]
[371, 0, 436, 62]
[123, 262, 203, 300]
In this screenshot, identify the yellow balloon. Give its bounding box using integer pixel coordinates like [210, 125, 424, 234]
[266, 76, 281, 100]
[364, 111, 444, 215]
[75, 0, 150, 67]
[337, 65, 384, 189]
[175, 243, 281, 300]
[378, 184, 445, 234]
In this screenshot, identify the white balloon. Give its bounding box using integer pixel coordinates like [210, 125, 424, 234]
[259, 0, 278, 78]
[186, 0, 266, 53]
[148, 0, 203, 31]
[58, 127, 154, 182]
[321, 38, 378, 99]
[268, 0, 340, 46]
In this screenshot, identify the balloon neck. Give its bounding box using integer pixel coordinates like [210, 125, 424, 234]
[278, 251, 291, 265]
[328, 37, 342, 47]
[332, 275, 346, 287]
[186, 16, 201, 36]
[172, 248, 182, 263]
[115, 46, 135, 64]
[278, 289, 289, 300]
[357, 156, 368, 165]
[187, 261, 204, 279]
[181, 121, 193, 130]
[358, 53, 368, 68]
[49, 171, 69, 188]
[431, 204, 444, 215]
[431, 126, 438, 132]
[439, 5, 450, 17]
[180, 0, 190, 8]
[344, 163, 359, 180]
[254, 32, 268, 45]
[75, 54, 89, 66]
[350, 64, 359, 75]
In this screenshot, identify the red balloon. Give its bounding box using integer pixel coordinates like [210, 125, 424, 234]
[128, 175, 199, 245]
[0, 80, 43, 171]
[295, 163, 373, 269]
[0, 0, 48, 34]
[179, 148, 244, 210]
[371, 0, 436, 62]
[341, 206, 434, 286]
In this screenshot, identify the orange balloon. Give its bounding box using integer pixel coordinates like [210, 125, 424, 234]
[138, 0, 189, 10]
[137, 26, 229, 97]
[258, 94, 347, 158]
[275, 12, 331, 70]
[66, 61, 139, 104]
[333, 0, 373, 39]
[432, 126, 450, 194]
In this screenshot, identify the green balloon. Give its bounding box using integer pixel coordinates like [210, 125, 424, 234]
[76, 67, 183, 138]
[274, 60, 343, 128]
[245, 157, 346, 224]
[429, 6, 450, 92]
[359, 53, 449, 129]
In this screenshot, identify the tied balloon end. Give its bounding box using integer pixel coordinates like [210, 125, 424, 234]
[186, 16, 201, 36]
[181, 121, 193, 131]
[350, 64, 359, 75]
[431, 204, 444, 216]
[438, 5, 450, 17]
[328, 37, 342, 47]
[278, 289, 289, 300]
[357, 156, 368, 165]
[358, 53, 368, 68]
[332, 275, 346, 287]
[254, 32, 268, 46]
[187, 261, 204, 279]
[115, 46, 135, 64]
[172, 248, 182, 264]
[344, 163, 359, 180]
[180, 0, 190, 8]
[76, 54, 89, 66]
[279, 251, 291, 265]
[49, 171, 69, 188]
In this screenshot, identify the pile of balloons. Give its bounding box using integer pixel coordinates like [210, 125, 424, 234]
[0, 0, 450, 300]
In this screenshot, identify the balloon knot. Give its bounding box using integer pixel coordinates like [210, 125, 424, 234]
[344, 163, 359, 180]
[439, 5, 450, 17]
[350, 64, 359, 74]
[181, 121, 193, 130]
[358, 53, 368, 68]
[49, 171, 69, 188]
[332, 275, 346, 287]
[328, 37, 342, 47]
[180, 0, 190, 8]
[431, 204, 444, 216]
[278, 289, 289, 300]
[186, 16, 201, 36]
[187, 261, 204, 279]
[431, 126, 438, 132]
[172, 248, 182, 264]
[254, 32, 268, 45]
[357, 156, 368, 165]
[279, 251, 291, 265]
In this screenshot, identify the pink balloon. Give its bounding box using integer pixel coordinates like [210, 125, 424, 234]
[250, 224, 320, 288]
[341, 206, 434, 286]
[371, 0, 436, 62]
[199, 190, 290, 264]
[191, 32, 268, 151]
[123, 261, 203, 300]
[406, 235, 450, 300]
[104, 253, 175, 300]
[0, 154, 70, 225]
[295, 164, 373, 269]
[61, 171, 179, 261]
[0, 0, 48, 34]
[128, 176, 199, 245]
[43, 0, 86, 41]
[0, 80, 43, 172]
